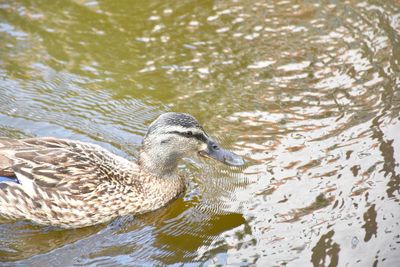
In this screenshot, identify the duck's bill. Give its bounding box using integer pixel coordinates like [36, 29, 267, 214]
[198, 140, 245, 167]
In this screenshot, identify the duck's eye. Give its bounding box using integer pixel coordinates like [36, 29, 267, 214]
[186, 131, 193, 136]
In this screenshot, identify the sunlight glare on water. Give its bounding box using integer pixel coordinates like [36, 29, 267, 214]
[0, 0, 400, 266]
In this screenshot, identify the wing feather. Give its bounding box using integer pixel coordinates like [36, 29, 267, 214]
[0, 137, 133, 196]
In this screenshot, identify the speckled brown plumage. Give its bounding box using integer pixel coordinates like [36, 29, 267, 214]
[0, 137, 184, 228]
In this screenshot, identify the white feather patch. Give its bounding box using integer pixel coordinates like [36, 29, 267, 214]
[15, 172, 36, 197]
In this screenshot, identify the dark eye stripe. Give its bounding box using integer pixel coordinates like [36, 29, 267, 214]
[168, 131, 208, 143]
[193, 133, 208, 143]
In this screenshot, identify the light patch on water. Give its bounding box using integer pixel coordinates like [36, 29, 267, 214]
[314, 73, 355, 90]
[244, 32, 260, 40]
[216, 27, 230, 33]
[247, 60, 276, 69]
[277, 61, 311, 72]
[196, 68, 209, 75]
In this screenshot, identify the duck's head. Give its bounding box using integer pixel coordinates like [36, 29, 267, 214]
[139, 112, 244, 177]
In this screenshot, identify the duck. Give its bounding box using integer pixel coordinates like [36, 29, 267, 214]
[0, 112, 244, 228]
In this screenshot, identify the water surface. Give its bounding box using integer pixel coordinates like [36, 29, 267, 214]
[0, 0, 399, 266]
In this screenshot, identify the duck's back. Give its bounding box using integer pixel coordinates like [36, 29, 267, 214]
[0, 137, 141, 228]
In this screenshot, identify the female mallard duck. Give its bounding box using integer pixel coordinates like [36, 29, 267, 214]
[0, 112, 244, 228]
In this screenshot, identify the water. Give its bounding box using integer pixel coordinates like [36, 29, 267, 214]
[0, 0, 399, 266]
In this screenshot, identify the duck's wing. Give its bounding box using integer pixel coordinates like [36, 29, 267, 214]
[0, 137, 133, 196]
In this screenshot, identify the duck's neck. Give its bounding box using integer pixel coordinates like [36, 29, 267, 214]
[138, 145, 183, 178]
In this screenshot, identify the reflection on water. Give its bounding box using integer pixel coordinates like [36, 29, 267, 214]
[1, 0, 400, 266]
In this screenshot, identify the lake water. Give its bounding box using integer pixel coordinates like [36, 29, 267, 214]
[0, 0, 399, 266]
